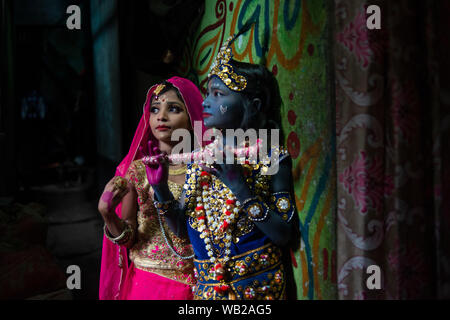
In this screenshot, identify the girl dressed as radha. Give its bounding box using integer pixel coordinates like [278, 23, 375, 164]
[97, 77, 207, 300]
[145, 32, 300, 300]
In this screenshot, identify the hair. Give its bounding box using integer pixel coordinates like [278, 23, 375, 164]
[150, 81, 185, 104]
[228, 59, 285, 144]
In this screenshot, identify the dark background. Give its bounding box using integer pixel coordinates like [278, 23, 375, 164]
[0, 0, 204, 300]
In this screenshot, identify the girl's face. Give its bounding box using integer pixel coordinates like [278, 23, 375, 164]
[149, 89, 191, 144]
[202, 76, 250, 130]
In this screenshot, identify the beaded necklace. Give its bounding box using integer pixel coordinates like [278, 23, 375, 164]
[195, 171, 240, 264]
[186, 145, 283, 296]
[193, 170, 242, 295]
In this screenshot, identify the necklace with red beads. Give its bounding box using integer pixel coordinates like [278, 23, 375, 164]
[194, 170, 241, 295]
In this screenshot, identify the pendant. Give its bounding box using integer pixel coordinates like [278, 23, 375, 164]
[214, 263, 228, 281]
[214, 284, 230, 295]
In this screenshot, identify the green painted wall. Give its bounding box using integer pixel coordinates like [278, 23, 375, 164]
[181, 0, 336, 299]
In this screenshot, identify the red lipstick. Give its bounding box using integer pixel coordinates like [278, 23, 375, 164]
[156, 125, 171, 131]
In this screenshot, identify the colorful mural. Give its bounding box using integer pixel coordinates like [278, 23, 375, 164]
[180, 0, 336, 299]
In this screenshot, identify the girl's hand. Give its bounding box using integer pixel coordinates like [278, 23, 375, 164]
[98, 176, 130, 218]
[140, 140, 169, 185]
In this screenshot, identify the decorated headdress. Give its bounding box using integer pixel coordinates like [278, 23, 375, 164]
[208, 19, 268, 92]
[153, 83, 166, 96]
[208, 20, 269, 92]
[208, 36, 248, 92]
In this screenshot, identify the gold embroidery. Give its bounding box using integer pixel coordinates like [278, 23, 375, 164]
[154, 84, 165, 96]
[134, 265, 195, 286]
[208, 36, 247, 92]
[168, 165, 187, 176]
[193, 244, 285, 300]
[127, 160, 195, 285]
[185, 164, 259, 239]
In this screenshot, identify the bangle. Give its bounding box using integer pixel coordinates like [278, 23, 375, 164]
[104, 220, 133, 245]
[270, 192, 295, 222]
[242, 197, 269, 222]
[153, 199, 177, 215]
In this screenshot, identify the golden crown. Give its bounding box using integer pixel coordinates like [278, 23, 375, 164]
[208, 36, 247, 92]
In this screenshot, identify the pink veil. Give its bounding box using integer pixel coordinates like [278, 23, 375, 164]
[99, 76, 206, 300]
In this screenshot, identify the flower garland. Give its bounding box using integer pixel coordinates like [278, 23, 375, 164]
[195, 170, 241, 294]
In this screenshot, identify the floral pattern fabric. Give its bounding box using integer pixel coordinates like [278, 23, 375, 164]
[126, 160, 196, 286]
[334, 0, 450, 299]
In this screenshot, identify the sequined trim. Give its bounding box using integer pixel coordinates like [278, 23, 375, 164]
[193, 243, 285, 300]
[184, 147, 290, 243]
[269, 192, 295, 222]
[208, 36, 247, 92]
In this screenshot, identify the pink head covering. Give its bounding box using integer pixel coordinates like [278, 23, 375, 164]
[99, 76, 206, 300]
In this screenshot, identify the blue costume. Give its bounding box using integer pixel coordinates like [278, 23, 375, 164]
[150, 31, 300, 300]
[183, 147, 296, 300]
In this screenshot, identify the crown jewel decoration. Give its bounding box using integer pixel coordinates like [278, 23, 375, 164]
[154, 84, 166, 96]
[208, 36, 247, 92]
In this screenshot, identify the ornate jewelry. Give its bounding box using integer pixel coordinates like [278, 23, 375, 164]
[276, 197, 290, 212]
[152, 179, 194, 260]
[104, 220, 133, 245]
[156, 202, 195, 260]
[208, 36, 247, 92]
[183, 146, 294, 299]
[242, 197, 269, 222]
[154, 84, 165, 96]
[270, 192, 295, 222]
[196, 171, 240, 264]
[219, 105, 228, 114]
[153, 199, 178, 215]
[168, 165, 187, 176]
[194, 170, 244, 295]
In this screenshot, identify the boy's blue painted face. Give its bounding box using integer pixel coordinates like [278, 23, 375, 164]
[202, 76, 249, 129]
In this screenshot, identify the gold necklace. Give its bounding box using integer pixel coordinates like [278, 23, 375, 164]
[168, 165, 187, 176]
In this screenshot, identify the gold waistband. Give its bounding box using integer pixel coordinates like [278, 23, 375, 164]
[193, 243, 282, 284]
[192, 243, 286, 300]
[133, 264, 196, 286]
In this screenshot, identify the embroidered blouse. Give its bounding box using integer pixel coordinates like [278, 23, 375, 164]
[126, 160, 196, 286]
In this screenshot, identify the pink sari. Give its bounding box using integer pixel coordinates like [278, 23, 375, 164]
[99, 77, 206, 300]
[119, 263, 193, 300]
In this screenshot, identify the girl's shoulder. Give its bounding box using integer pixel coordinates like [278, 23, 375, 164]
[126, 159, 147, 183]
